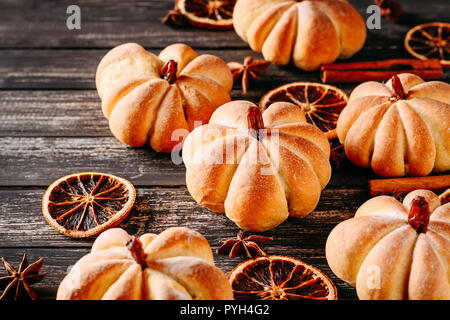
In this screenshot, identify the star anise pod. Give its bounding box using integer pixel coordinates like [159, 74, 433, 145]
[374, 0, 405, 22]
[228, 56, 271, 95]
[217, 231, 273, 259]
[162, 9, 187, 27]
[327, 130, 346, 168]
[330, 140, 345, 168]
[0, 254, 46, 300]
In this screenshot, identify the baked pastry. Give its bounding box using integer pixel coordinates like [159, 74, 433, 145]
[326, 189, 450, 300]
[337, 73, 450, 177]
[57, 227, 233, 300]
[183, 101, 331, 232]
[96, 43, 233, 152]
[233, 0, 366, 70]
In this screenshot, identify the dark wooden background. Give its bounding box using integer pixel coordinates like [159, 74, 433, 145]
[0, 0, 449, 300]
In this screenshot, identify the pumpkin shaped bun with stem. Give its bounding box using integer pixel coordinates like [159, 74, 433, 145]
[233, 0, 366, 70]
[96, 43, 233, 152]
[326, 189, 450, 300]
[57, 227, 233, 300]
[183, 100, 331, 232]
[337, 73, 450, 177]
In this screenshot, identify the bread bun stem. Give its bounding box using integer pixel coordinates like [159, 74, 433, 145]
[247, 106, 265, 140]
[391, 74, 407, 100]
[127, 236, 147, 268]
[408, 196, 431, 233]
[160, 59, 178, 84]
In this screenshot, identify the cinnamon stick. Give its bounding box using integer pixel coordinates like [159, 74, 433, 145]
[369, 175, 450, 196]
[321, 58, 443, 83]
[323, 58, 442, 70]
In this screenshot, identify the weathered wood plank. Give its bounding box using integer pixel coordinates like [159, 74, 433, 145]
[0, 91, 108, 137]
[0, 247, 357, 299]
[0, 187, 370, 247]
[0, 137, 186, 186]
[0, 48, 424, 91]
[0, 0, 244, 49]
[0, 0, 446, 302]
[0, 136, 375, 187]
[0, 90, 270, 137]
[0, 0, 448, 49]
[0, 248, 90, 299]
[0, 46, 448, 90]
[0, 187, 366, 299]
[0, 49, 264, 90]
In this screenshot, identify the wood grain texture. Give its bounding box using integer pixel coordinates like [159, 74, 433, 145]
[0, 187, 367, 299]
[0, 0, 448, 301]
[0, 136, 376, 187]
[0, 247, 357, 299]
[4, 47, 448, 90]
[0, 91, 108, 137]
[0, 89, 268, 137]
[0, 0, 448, 49]
[0, 137, 186, 186]
[0, 187, 368, 247]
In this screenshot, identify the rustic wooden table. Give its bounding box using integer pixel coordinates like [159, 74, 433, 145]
[0, 0, 449, 300]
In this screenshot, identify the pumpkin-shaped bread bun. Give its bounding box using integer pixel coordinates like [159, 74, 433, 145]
[326, 189, 450, 300]
[57, 227, 233, 300]
[182, 101, 331, 232]
[337, 73, 450, 177]
[96, 43, 233, 152]
[233, 0, 366, 70]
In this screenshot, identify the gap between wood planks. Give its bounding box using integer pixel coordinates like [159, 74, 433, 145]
[0, 185, 363, 299]
[0, 187, 370, 247]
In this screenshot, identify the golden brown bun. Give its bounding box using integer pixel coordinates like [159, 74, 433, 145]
[183, 101, 331, 232]
[96, 43, 233, 152]
[337, 73, 450, 177]
[57, 227, 233, 300]
[233, 0, 366, 70]
[326, 190, 450, 300]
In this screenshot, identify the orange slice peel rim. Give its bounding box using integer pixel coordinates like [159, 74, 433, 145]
[175, 0, 236, 30]
[42, 172, 136, 238]
[259, 82, 349, 134]
[228, 255, 338, 300]
[404, 22, 450, 66]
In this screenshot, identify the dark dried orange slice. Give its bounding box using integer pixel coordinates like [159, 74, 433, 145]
[228, 255, 337, 300]
[42, 173, 136, 238]
[405, 22, 450, 66]
[259, 82, 348, 133]
[167, 0, 236, 30]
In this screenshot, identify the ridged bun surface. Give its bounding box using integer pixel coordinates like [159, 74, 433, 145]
[57, 227, 233, 300]
[326, 189, 450, 300]
[337, 73, 450, 177]
[183, 101, 331, 232]
[96, 43, 233, 152]
[233, 0, 366, 70]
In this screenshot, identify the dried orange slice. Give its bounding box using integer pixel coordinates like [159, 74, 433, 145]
[168, 0, 236, 30]
[42, 173, 136, 238]
[405, 22, 450, 66]
[228, 255, 337, 300]
[259, 82, 348, 133]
